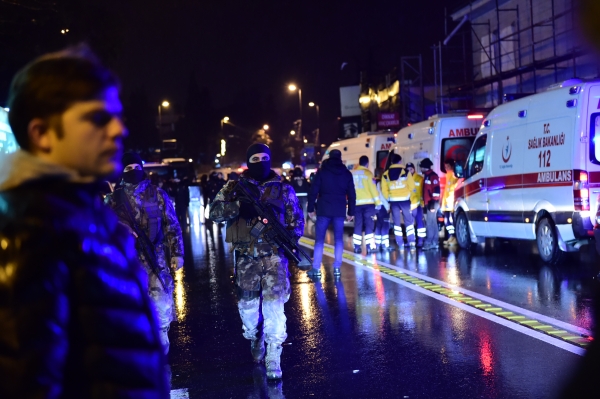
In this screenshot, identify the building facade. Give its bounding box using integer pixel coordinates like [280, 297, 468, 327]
[451, 0, 598, 108]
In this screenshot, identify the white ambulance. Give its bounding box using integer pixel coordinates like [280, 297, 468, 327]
[453, 79, 600, 264]
[324, 132, 397, 176]
[393, 113, 485, 194]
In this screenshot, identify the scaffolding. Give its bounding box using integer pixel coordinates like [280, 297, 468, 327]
[443, 0, 594, 109]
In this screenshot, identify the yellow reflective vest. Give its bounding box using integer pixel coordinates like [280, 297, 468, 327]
[410, 173, 424, 210]
[352, 166, 381, 206]
[441, 171, 459, 211]
[381, 164, 415, 202]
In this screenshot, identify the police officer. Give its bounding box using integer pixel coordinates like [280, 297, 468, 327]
[209, 143, 304, 380]
[351, 156, 381, 253]
[406, 162, 426, 248]
[441, 158, 459, 247]
[290, 167, 309, 220]
[419, 158, 441, 250]
[382, 154, 416, 250]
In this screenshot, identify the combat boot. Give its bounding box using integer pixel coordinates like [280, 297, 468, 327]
[251, 335, 265, 363]
[265, 343, 283, 379]
[446, 236, 458, 247]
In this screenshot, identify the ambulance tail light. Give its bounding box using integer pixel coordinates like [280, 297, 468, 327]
[573, 170, 590, 211]
[596, 193, 600, 226]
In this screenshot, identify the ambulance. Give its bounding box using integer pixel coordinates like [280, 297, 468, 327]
[324, 132, 397, 176]
[393, 113, 485, 194]
[453, 79, 600, 264]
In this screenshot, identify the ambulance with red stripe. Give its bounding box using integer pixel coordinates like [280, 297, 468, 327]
[393, 113, 485, 196]
[325, 132, 397, 175]
[453, 79, 600, 264]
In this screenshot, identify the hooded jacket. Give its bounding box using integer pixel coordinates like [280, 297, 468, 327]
[0, 150, 169, 398]
[308, 157, 356, 217]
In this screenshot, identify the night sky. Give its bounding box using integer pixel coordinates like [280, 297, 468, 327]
[1, 0, 467, 156]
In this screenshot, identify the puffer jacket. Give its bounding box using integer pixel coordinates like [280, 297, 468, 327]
[0, 151, 169, 399]
[308, 157, 356, 217]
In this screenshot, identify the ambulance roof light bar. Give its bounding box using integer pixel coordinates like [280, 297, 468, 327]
[467, 114, 484, 119]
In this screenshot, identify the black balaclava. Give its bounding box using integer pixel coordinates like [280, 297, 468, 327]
[246, 143, 272, 181]
[121, 152, 145, 185]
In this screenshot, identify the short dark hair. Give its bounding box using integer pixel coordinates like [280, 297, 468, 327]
[359, 155, 369, 166]
[7, 45, 119, 150]
[444, 158, 455, 168]
[391, 153, 402, 164]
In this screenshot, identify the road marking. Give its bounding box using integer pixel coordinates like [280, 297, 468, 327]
[171, 388, 189, 398]
[300, 237, 590, 356]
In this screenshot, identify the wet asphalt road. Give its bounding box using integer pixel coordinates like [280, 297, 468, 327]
[168, 204, 598, 398]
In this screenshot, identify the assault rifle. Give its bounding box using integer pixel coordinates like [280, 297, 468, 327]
[231, 179, 313, 271]
[116, 189, 168, 291]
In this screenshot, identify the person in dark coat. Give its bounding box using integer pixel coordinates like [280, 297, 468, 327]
[0, 46, 169, 398]
[175, 176, 191, 224]
[307, 149, 356, 277]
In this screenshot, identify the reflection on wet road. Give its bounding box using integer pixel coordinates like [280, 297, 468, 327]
[170, 205, 595, 398]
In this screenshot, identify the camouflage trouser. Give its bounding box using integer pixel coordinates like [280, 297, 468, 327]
[237, 252, 291, 344]
[147, 268, 175, 354]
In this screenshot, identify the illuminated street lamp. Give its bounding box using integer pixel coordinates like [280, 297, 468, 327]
[290, 130, 296, 136]
[158, 100, 170, 128]
[221, 116, 230, 132]
[263, 124, 269, 131]
[308, 101, 320, 148]
[288, 84, 302, 139]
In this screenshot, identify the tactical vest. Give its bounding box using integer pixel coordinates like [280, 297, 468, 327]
[143, 184, 162, 244]
[225, 181, 285, 246]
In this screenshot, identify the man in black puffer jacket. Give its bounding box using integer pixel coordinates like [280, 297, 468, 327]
[0, 47, 169, 398]
[307, 149, 355, 277]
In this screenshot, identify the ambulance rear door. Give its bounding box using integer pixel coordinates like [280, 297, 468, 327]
[585, 84, 600, 225]
[437, 117, 479, 194]
[372, 134, 396, 177]
[522, 89, 577, 240]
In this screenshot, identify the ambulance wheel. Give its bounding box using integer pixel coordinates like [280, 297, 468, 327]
[536, 217, 565, 264]
[456, 212, 473, 249]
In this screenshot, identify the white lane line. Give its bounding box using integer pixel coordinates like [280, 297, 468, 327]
[301, 240, 586, 356]
[170, 388, 189, 398]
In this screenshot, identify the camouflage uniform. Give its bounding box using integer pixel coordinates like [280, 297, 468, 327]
[210, 171, 303, 351]
[105, 179, 184, 352]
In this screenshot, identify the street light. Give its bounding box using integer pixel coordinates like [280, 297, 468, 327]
[158, 100, 170, 132]
[263, 124, 269, 131]
[288, 84, 302, 139]
[221, 116, 230, 131]
[308, 101, 320, 148]
[290, 130, 296, 135]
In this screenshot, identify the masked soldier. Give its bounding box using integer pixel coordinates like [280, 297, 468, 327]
[209, 143, 304, 380]
[105, 152, 184, 355]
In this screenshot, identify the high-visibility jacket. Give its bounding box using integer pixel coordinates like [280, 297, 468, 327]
[409, 173, 424, 210]
[441, 171, 458, 211]
[352, 166, 381, 206]
[381, 164, 415, 202]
